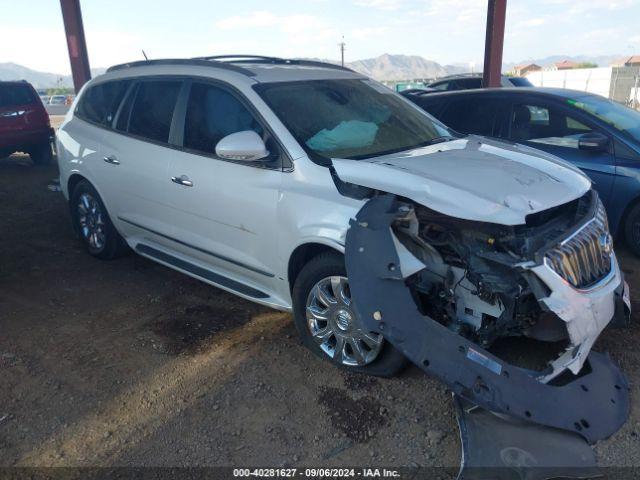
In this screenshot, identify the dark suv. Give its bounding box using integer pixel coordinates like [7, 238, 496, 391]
[0, 81, 54, 164]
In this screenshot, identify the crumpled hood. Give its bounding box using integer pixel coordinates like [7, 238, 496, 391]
[332, 136, 592, 225]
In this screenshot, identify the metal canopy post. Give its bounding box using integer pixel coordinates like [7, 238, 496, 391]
[60, 0, 91, 93]
[482, 0, 507, 88]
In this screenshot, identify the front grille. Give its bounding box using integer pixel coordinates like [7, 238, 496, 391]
[545, 198, 612, 289]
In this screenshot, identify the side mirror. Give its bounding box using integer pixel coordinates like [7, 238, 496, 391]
[215, 130, 269, 162]
[578, 132, 609, 152]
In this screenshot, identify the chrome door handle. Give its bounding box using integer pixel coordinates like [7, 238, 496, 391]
[171, 175, 193, 187]
[103, 155, 120, 165]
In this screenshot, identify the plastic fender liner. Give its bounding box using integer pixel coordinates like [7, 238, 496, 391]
[344, 194, 629, 444]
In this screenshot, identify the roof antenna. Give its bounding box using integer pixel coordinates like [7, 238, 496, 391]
[142, 49, 149, 60]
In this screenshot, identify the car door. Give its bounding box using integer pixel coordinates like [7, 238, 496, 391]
[99, 78, 185, 250]
[161, 80, 283, 297]
[505, 97, 616, 206]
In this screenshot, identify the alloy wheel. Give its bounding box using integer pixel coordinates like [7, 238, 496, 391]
[306, 275, 383, 366]
[77, 193, 106, 250]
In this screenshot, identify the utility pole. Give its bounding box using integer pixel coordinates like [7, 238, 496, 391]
[482, 0, 507, 88]
[60, 0, 91, 93]
[338, 36, 346, 67]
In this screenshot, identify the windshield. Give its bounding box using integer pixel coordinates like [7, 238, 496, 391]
[255, 79, 451, 160]
[509, 77, 533, 87]
[568, 96, 640, 144]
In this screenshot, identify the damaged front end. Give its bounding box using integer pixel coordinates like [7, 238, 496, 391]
[344, 192, 630, 444]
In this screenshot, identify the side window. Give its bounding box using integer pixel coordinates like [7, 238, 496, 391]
[127, 81, 182, 143]
[431, 82, 449, 91]
[76, 80, 130, 126]
[455, 78, 483, 90]
[510, 102, 593, 149]
[115, 84, 137, 132]
[412, 98, 447, 118]
[439, 97, 501, 137]
[183, 82, 264, 155]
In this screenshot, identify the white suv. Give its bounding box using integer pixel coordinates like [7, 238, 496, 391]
[56, 56, 630, 438]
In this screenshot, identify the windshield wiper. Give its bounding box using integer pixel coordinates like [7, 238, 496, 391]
[428, 135, 455, 145]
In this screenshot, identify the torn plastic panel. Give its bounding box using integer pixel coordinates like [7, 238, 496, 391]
[344, 194, 629, 443]
[453, 396, 600, 480]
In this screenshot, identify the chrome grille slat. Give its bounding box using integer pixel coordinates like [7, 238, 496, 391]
[545, 198, 612, 289]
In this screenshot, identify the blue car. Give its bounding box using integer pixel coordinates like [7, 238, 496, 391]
[402, 87, 640, 254]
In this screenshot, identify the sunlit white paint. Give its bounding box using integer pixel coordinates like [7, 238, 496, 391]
[332, 136, 592, 225]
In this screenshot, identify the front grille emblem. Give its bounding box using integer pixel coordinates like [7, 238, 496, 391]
[544, 196, 612, 289]
[599, 232, 613, 255]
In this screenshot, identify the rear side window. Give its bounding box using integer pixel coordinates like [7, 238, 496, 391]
[439, 97, 502, 137]
[454, 78, 483, 90]
[127, 81, 182, 143]
[183, 82, 263, 154]
[0, 84, 35, 108]
[409, 97, 448, 117]
[76, 80, 130, 125]
[430, 81, 449, 91]
[509, 77, 533, 87]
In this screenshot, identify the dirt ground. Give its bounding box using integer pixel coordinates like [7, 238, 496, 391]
[0, 141, 638, 468]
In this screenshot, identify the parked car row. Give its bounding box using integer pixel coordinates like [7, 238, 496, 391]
[38, 94, 75, 106]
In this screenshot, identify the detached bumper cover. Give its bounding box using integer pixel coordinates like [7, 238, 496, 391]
[345, 194, 629, 444]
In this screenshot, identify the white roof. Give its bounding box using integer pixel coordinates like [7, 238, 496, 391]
[96, 59, 364, 86]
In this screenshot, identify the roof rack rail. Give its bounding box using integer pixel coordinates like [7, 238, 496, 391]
[106, 58, 256, 76]
[195, 55, 355, 73]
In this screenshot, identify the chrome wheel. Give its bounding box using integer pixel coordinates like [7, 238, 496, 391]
[306, 276, 383, 366]
[77, 193, 106, 250]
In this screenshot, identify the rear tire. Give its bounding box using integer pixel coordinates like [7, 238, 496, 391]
[30, 142, 53, 165]
[292, 251, 408, 377]
[70, 180, 129, 260]
[624, 203, 640, 256]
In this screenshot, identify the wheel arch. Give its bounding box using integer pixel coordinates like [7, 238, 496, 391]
[287, 242, 343, 292]
[616, 193, 640, 241]
[67, 173, 87, 199]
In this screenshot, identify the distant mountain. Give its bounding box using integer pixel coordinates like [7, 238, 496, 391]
[504, 54, 623, 71]
[1, 53, 627, 88]
[0, 62, 105, 89]
[1, 55, 460, 86]
[346, 53, 451, 80]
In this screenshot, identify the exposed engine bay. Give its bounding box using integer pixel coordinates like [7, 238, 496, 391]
[394, 190, 615, 376]
[343, 192, 630, 443]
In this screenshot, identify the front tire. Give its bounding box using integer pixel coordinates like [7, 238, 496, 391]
[30, 142, 53, 165]
[70, 180, 129, 259]
[292, 251, 407, 377]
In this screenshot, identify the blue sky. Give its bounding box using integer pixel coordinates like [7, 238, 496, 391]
[1, 0, 639, 74]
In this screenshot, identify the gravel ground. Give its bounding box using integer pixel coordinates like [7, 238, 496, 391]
[0, 147, 638, 468]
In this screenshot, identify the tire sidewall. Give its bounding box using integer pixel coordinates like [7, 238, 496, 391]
[31, 143, 53, 165]
[624, 203, 640, 256]
[70, 181, 123, 259]
[292, 252, 407, 377]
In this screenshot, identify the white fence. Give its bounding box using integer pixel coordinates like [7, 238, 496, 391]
[526, 67, 612, 98]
